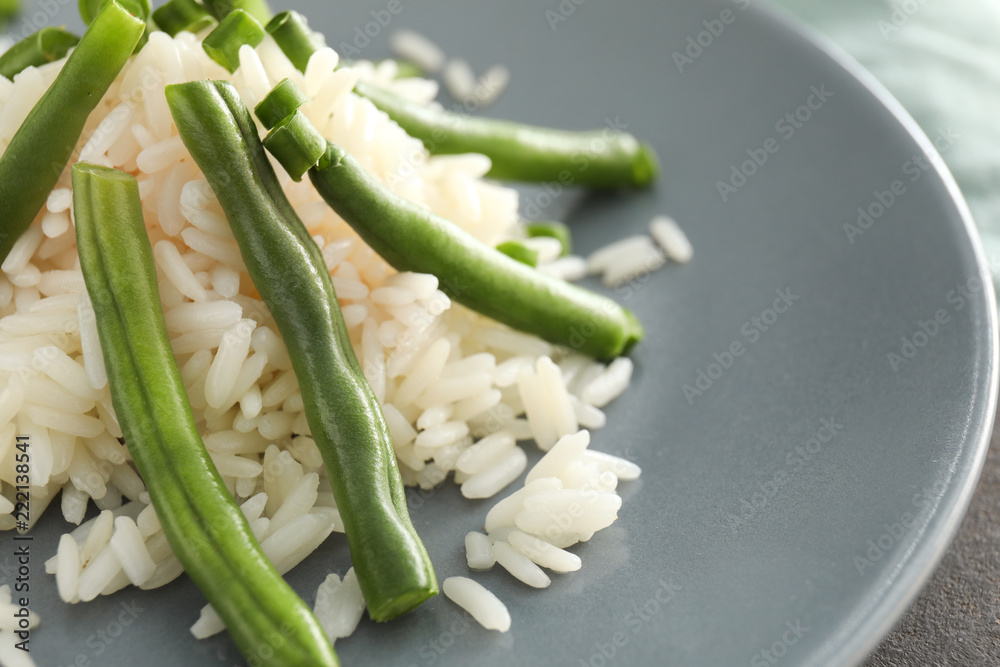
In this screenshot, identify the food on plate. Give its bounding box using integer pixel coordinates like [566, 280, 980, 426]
[0, 0, 686, 663]
[73, 159, 338, 665]
[166, 78, 437, 621]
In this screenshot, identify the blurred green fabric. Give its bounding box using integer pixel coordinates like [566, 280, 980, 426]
[770, 0, 1000, 277]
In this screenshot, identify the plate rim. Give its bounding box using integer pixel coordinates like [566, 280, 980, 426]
[753, 4, 1000, 664]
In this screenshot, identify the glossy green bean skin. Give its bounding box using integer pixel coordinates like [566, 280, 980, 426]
[256, 5, 658, 188]
[0, 28, 79, 80]
[166, 80, 438, 621]
[309, 142, 644, 359]
[0, 1, 142, 264]
[72, 163, 338, 667]
[355, 81, 659, 187]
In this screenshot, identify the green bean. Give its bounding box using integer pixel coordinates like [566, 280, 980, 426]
[526, 221, 572, 257]
[305, 141, 643, 359]
[202, 0, 271, 25]
[79, 0, 150, 52]
[0, 0, 143, 264]
[166, 80, 438, 621]
[201, 8, 264, 73]
[79, 0, 149, 24]
[255, 77, 309, 130]
[265, 10, 324, 73]
[0, 28, 79, 81]
[151, 0, 216, 37]
[389, 59, 424, 79]
[247, 15, 659, 189]
[356, 81, 659, 187]
[262, 110, 326, 181]
[0, 0, 17, 26]
[496, 240, 538, 267]
[72, 162, 338, 667]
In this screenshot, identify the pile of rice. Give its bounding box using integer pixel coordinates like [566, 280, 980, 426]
[0, 23, 665, 657]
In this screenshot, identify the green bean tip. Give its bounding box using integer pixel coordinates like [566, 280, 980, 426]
[632, 142, 660, 188]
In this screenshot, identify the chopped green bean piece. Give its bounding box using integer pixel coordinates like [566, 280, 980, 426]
[265, 10, 325, 73]
[496, 240, 539, 267]
[0, 1, 143, 264]
[202, 8, 264, 73]
[526, 221, 572, 257]
[0, 28, 79, 81]
[79, 0, 149, 23]
[254, 77, 308, 130]
[263, 110, 326, 181]
[152, 0, 215, 36]
[0, 0, 19, 26]
[392, 60, 424, 78]
[202, 0, 271, 24]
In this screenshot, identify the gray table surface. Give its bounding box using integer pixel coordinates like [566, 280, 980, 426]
[866, 411, 1000, 667]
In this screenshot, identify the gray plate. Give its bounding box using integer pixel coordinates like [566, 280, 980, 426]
[7, 0, 998, 666]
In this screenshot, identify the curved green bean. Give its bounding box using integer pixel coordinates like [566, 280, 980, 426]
[308, 141, 643, 359]
[355, 81, 659, 188]
[166, 80, 438, 621]
[0, 28, 79, 81]
[0, 0, 143, 264]
[261, 16, 659, 189]
[72, 162, 338, 667]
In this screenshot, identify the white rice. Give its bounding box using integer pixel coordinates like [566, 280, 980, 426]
[465, 531, 496, 570]
[0, 23, 650, 648]
[475, 64, 510, 108]
[460, 445, 527, 499]
[538, 255, 587, 282]
[442, 577, 510, 632]
[443, 58, 477, 102]
[491, 542, 550, 588]
[650, 215, 693, 264]
[389, 30, 446, 74]
[313, 567, 366, 642]
[580, 357, 634, 408]
[507, 529, 581, 573]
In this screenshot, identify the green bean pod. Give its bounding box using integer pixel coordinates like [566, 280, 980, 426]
[0, 28, 79, 81]
[165, 80, 438, 621]
[308, 142, 643, 359]
[0, 0, 143, 264]
[356, 81, 660, 188]
[258, 16, 658, 188]
[72, 162, 338, 667]
[202, 0, 271, 25]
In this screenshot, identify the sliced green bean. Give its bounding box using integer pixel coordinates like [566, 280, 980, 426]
[255, 77, 309, 130]
[356, 81, 660, 187]
[151, 0, 216, 36]
[202, 8, 264, 73]
[72, 162, 338, 667]
[166, 80, 438, 621]
[263, 110, 326, 181]
[496, 240, 538, 267]
[266, 10, 324, 73]
[241, 16, 659, 188]
[0, 0, 17, 25]
[79, 0, 150, 51]
[79, 0, 149, 24]
[0, 28, 79, 81]
[307, 141, 643, 359]
[202, 0, 271, 25]
[526, 221, 572, 257]
[0, 0, 143, 264]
